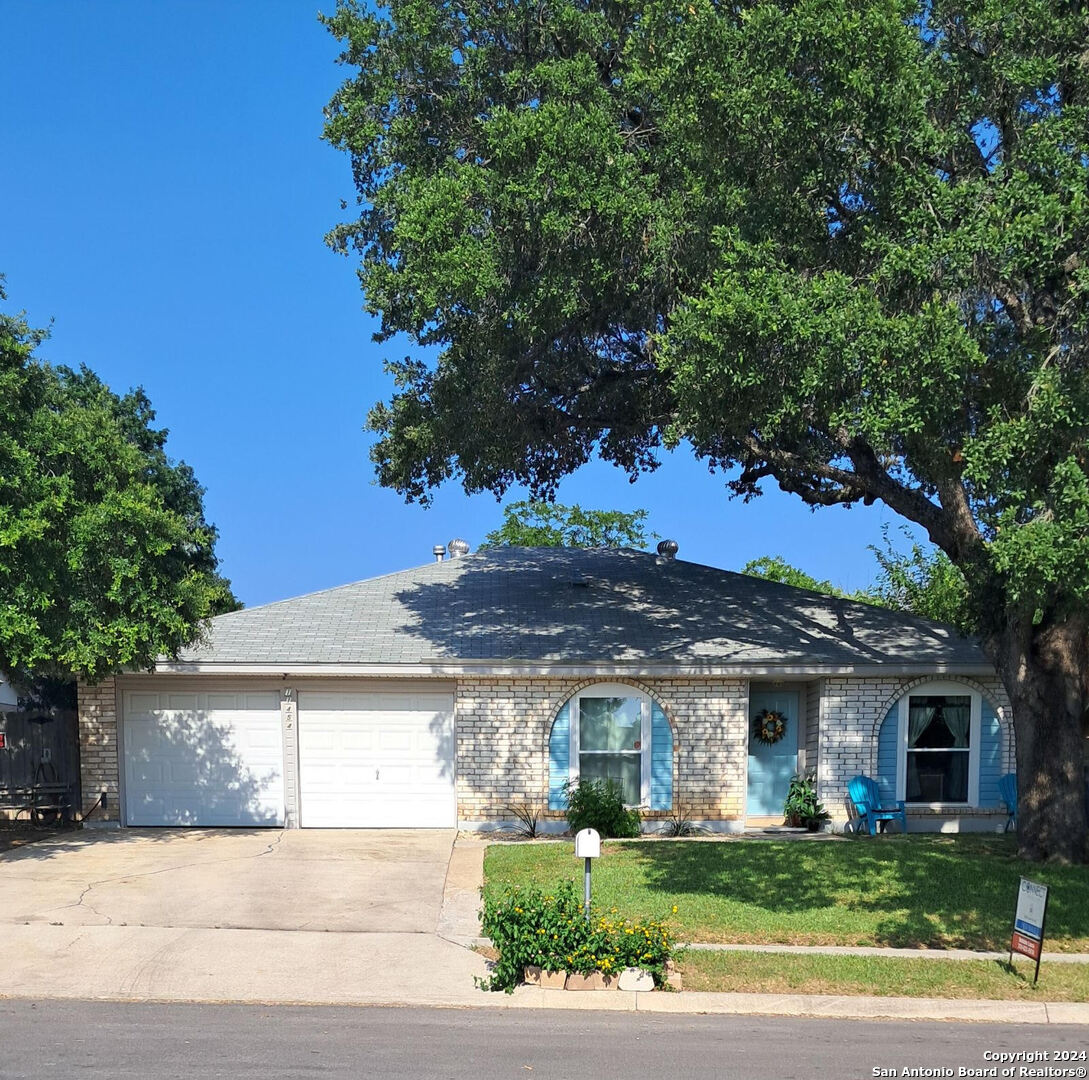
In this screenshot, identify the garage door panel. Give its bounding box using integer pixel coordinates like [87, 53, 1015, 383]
[341, 730, 375, 751]
[123, 689, 285, 827]
[298, 689, 454, 828]
[242, 692, 281, 710]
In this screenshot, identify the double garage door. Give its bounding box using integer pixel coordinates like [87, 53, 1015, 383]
[122, 684, 455, 828]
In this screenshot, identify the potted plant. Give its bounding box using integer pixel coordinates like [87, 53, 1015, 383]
[783, 772, 829, 831]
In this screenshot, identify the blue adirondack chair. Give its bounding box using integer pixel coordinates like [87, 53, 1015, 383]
[998, 773, 1017, 832]
[847, 775, 907, 836]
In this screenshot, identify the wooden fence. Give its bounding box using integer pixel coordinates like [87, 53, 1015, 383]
[0, 708, 80, 821]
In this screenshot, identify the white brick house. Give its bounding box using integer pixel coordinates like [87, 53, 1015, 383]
[77, 546, 1013, 832]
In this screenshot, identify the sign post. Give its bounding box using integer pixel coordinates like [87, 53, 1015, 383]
[1009, 877, 1049, 984]
[574, 828, 601, 923]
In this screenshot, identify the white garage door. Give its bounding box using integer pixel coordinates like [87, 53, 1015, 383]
[298, 689, 455, 828]
[123, 689, 285, 826]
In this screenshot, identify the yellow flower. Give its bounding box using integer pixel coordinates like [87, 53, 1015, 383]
[671, 905, 678, 913]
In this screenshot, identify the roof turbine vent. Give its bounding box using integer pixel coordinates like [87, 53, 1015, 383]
[656, 539, 679, 561]
[448, 538, 470, 558]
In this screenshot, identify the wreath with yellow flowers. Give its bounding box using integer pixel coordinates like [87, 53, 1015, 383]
[753, 708, 788, 746]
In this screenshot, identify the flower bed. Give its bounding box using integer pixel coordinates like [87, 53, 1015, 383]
[479, 880, 675, 993]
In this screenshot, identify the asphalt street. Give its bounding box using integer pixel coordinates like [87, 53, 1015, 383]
[0, 1001, 1085, 1080]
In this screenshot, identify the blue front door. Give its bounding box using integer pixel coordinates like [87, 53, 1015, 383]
[746, 688, 801, 817]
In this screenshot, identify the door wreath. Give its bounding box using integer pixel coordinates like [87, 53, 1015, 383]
[753, 708, 787, 745]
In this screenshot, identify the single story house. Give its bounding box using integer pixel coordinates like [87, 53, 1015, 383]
[77, 544, 1014, 832]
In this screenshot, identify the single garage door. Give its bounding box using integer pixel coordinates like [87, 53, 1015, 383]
[123, 689, 285, 826]
[297, 689, 455, 828]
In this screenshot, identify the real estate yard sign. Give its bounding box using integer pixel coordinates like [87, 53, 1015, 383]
[1009, 877, 1049, 983]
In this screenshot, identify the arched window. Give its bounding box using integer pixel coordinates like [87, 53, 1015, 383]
[548, 684, 673, 810]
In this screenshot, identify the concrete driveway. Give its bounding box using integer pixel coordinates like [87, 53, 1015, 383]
[0, 828, 491, 1007]
[0, 828, 457, 932]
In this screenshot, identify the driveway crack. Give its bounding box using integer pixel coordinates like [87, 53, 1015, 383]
[71, 881, 114, 926]
[255, 830, 285, 858]
[29, 833, 288, 925]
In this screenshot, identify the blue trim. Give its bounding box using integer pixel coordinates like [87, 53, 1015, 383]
[650, 702, 673, 811]
[875, 705, 898, 805]
[978, 700, 1002, 807]
[548, 703, 571, 810]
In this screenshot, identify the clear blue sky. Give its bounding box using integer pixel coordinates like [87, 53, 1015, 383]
[1, 2, 911, 608]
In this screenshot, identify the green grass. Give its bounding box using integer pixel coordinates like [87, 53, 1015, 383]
[681, 950, 1089, 1001]
[483, 836, 1089, 951]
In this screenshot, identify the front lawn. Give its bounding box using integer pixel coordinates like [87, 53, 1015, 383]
[483, 836, 1089, 951]
[681, 950, 1089, 1001]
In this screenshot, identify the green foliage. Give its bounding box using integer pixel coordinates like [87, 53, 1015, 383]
[504, 802, 544, 839]
[563, 777, 641, 838]
[324, 0, 1089, 856]
[683, 949, 1089, 1001]
[483, 836, 1089, 950]
[481, 500, 651, 549]
[479, 880, 675, 992]
[743, 534, 971, 630]
[657, 806, 707, 837]
[741, 556, 850, 599]
[0, 297, 237, 684]
[323, 0, 1089, 627]
[867, 529, 973, 631]
[783, 772, 830, 829]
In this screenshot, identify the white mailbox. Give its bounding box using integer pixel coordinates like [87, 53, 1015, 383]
[574, 828, 601, 859]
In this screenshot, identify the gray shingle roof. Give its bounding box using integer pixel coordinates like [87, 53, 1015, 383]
[173, 547, 987, 670]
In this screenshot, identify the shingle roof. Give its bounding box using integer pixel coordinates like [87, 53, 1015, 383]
[173, 547, 987, 670]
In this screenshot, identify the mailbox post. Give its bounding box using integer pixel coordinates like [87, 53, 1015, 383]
[574, 828, 601, 922]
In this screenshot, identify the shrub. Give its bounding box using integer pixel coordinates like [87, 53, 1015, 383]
[504, 802, 544, 838]
[658, 806, 707, 837]
[479, 880, 676, 993]
[563, 778, 641, 838]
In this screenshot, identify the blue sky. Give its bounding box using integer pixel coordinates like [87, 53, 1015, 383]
[1, 2, 909, 608]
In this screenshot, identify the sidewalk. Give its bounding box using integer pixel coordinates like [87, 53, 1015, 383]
[685, 943, 1089, 963]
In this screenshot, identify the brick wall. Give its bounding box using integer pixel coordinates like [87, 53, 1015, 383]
[804, 678, 821, 776]
[454, 676, 748, 824]
[76, 677, 120, 822]
[820, 674, 1014, 822]
[76, 669, 1013, 831]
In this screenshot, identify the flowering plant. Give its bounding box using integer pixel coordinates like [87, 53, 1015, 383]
[478, 880, 676, 993]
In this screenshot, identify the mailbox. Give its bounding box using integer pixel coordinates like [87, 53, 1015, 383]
[574, 827, 600, 859]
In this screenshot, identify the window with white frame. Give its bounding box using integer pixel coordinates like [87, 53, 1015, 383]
[569, 684, 651, 806]
[896, 682, 981, 805]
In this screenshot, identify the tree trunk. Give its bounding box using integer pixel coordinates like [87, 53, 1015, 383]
[991, 614, 1089, 863]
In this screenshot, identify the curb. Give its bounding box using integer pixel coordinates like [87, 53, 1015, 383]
[3, 986, 1086, 1024]
[504, 987, 1089, 1024]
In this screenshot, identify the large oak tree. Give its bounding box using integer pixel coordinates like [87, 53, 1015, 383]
[323, 0, 1089, 859]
